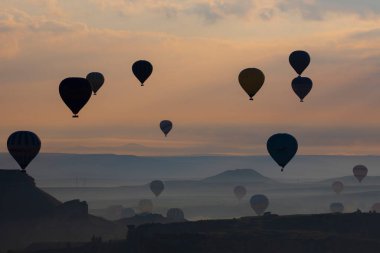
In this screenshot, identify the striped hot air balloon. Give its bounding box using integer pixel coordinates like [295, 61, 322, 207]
[7, 131, 41, 171]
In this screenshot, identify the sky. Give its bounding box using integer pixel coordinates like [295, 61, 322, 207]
[0, 0, 380, 156]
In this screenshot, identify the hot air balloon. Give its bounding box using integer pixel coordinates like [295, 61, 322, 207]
[160, 120, 173, 137]
[371, 203, 380, 213]
[59, 77, 92, 118]
[150, 180, 165, 197]
[167, 208, 185, 221]
[289, 50, 310, 76]
[332, 181, 344, 194]
[353, 165, 368, 183]
[132, 60, 153, 86]
[86, 72, 105, 95]
[233, 186, 247, 201]
[7, 131, 41, 171]
[250, 194, 269, 216]
[267, 133, 298, 172]
[138, 199, 153, 213]
[330, 202, 344, 213]
[238, 68, 265, 101]
[292, 76, 313, 102]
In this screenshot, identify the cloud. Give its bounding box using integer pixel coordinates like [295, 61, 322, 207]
[277, 0, 380, 20]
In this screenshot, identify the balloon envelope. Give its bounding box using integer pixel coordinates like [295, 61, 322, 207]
[353, 165, 368, 182]
[267, 133, 298, 171]
[7, 131, 41, 171]
[59, 77, 92, 117]
[332, 181, 344, 194]
[132, 60, 153, 85]
[233, 186, 247, 201]
[138, 199, 153, 213]
[86, 72, 104, 95]
[238, 68, 265, 100]
[289, 50, 310, 75]
[330, 202, 344, 213]
[160, 120, 173, 137]
[292, 76, 313, 102]
[250, 194, 269, 216]
[150, 180, 165, 197]
[167, 208, 185, 221]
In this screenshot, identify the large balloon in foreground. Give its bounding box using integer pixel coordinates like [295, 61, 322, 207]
[289, 50, 310, 75]
[353, 165, 368, 183]
[233, 186, 247, 201]
[160, 120, 173, 137]
[132, 60, 153, 86]
[167, 208, 185, 221]
[250, 194, 269, 216]
[150, 180, 165, 197]
[267, 133, 298, 172]
[138, 199, 153, 213]
[292, 76, 313, 102]
[330, 202, 344, 213]
[59, 77, 92, 118]
[238, 68, 265, 100]
[86, 72, 105, 95]
[332, 181, 344, 194]
[7, 131, 41, 171]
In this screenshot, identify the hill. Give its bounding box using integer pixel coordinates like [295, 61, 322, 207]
[0, 170, 126, 253]
[202, 168, 274, 184]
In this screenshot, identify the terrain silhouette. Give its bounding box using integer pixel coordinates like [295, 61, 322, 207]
[0, 170, 126, 253]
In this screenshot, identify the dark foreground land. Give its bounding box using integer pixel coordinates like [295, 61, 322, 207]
[16, 213, 380, 253]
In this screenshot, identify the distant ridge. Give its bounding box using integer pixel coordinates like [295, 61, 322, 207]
[202, 168, 273, 183]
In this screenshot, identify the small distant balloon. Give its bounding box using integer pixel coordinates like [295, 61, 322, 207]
[132, 60, 153, 86]
[86, 72, 105, 95]
[330, 202, 344, 213]
[289, 50, 310, 76]
[238, 68, 265, 101]
[267, 133, 298, 172]
[138, 199, 153, 213]
[250, 194, 269, 216]
[150, 180, 165, 197]
[59, 77, 92, 118]
[167, 208, 185, 221]
[233, 186, 247, 201]
[353, 165, 368, 183]
[160, 120, 173, 137]
[332, 181, 344, 194]
[371, 203, 380, 213]
[292, 76, 313, 102]
[7, 131, 41, 171]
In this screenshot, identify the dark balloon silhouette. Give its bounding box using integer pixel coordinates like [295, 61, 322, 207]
[132, 60, 153, 86]
[7, 131, 41, 171]
[332, 181, 344, 194]
[292, 76, 313, 102]
[160, 120, 173, 137]
[289, 50, 310, 75]
[250, 194, 269, 216]
[238, 68, 265, 100]
[267, 133, 298, 172]
[233, 185, 247, 201]
[59, 77, 92, 118]
[86, 72, 105, 95]
[353, 165, 368, 183]
[150, 180, 165, 197]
